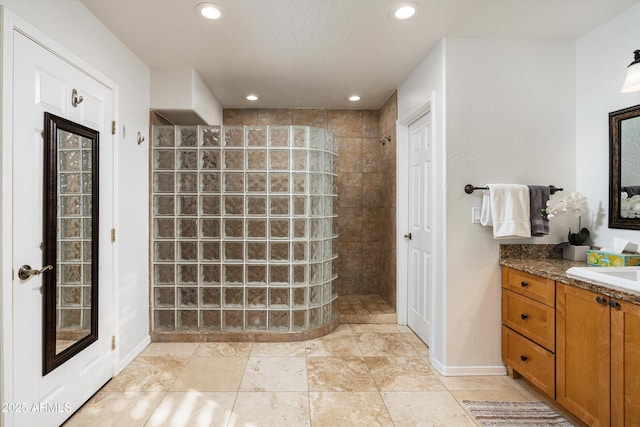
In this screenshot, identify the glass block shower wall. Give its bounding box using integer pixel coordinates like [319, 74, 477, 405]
[151, 125, 338, 333]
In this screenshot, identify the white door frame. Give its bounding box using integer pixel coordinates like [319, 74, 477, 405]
[0, 8, 120, 424]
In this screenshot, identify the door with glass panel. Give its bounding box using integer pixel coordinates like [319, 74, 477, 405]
[10, 31, 114, 427]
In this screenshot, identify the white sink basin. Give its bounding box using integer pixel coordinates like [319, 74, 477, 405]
[566, 266, 640, 292]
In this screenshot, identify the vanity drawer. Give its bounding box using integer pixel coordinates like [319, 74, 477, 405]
[502, 326, 555, 399]
[502, 266, 555, 306]
[502, 290, 555, 352]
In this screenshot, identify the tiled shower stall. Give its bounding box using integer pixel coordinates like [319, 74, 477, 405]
[151, 125, 338, 333]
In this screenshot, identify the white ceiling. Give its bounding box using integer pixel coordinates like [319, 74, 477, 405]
[81, 0, 639, 110]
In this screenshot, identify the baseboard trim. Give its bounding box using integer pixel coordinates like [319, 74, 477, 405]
[115, 335, 150, 375]
[431, 360, 507, 377]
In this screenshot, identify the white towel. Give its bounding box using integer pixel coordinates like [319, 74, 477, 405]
[487, 184, 531, 239]
[480, 189, 493, 226]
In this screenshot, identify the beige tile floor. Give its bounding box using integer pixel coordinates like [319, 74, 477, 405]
[63, 323, 549, 427]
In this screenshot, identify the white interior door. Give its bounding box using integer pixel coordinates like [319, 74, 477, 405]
[11, 31, 114, 427]
[406, 112, 433, 346]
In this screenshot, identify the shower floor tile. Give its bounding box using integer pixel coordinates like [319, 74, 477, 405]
[338, 294, 396, 324]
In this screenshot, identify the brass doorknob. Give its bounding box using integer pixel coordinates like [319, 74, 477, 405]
[18, 264, 53, 280]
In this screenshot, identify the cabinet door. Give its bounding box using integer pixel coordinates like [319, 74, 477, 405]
[556, 284, 610, 426]
[611, 300, 640, 426]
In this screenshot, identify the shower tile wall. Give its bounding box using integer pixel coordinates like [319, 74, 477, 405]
[223, 107, 395, 303]
[151, 125, 338, 332]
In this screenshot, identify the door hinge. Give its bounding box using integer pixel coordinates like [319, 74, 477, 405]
[111, 120, 116, 135]
[111, 228, 116, 243]
[111, 336, 116, 351]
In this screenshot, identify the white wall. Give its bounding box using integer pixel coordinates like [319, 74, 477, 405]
[577, 4, 640, 246]
[0, 0, 151, 368]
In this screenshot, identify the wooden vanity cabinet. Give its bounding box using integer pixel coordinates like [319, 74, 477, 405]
[611, 299, 640, 426]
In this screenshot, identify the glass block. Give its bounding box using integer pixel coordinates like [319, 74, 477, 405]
[177, 310, 198, 330]
[270, 150, 289, 170]
[292, 173, 306, 193]
[61, 286, 81, 305]
[269, 265, 289, 285]
[293, 242, 307, 262]
[247, 127, 266, 147]
[223, 310, 244, 330]
[178, 150, 198, 170]
[310, 219, 324, 239]
[177, 172, 198, 192]
[292, 151, 306, 171]
[270, 127, 290, 147]
[247, 196, 267, 216]
[178, 264, 198, 284]
[201, 241, 220, 261]
[82, 286, 92, 307]
[310, 241, 322, 262]
[324, 175, 333, 194]
[83, 219, 92, 240]
[291, 288, 306, 307]
[223, 150, 244, 170]
[323, 261, 332, 281]
[154, 127, 175, 147]
[323, 152, 334, 173]
[60, 173, 81, 193]
[224, 127, 245, 147]
[270, 242, 289, 262]
[154, 310, 175, 331]
[82, 172, 92, 193]
[247, 219, 266, 239]
[82, 195, 92, 216]
[293, 219, 306, 239]
[270, 173, 289, 192]
[60, 242, 81, 261]
[60, 309, 81, 329]
[201, 219, 221, 239]
[293, 127, 307, 147]
[247, 288, 267, 307]
[201, 310, 221, 331]
[223, 265, 244, 285]
[309, 150, 321, 171]
[201, 287, 221, 307]
[223, 195, 244, 215]
[246, 311, 267, 330]
[270, 219, 289, 239]
[154, 264, 175, 284]
[154, 242, 174, 261]
[201, 196, 221, 216]
[178, 241, 197, 261]
[247, 265, 267, 285]
[223, 172, 244, 192]
[332, 260, 338, 277]
[178, 196, 198, 216]
[178, 287, 198, 307]
[247, 150, 266, 169]
[247, 172, 267, 192]
[322, 304, 331, 323]
[323, 239, 333, 260]
[310, 197, 323, 217]
[269, 288, 289, 307]
[223, 288, 243, 307]
[154, 172, 174, 192]
[323, 281, 333, 302]
[224, 219, 244, 238]
[201, 149, 220, 169]
[332, 219, 338, 236]
[310, 129, 322, 149]
[324, 199, 333, 216]
[331, 176, 338, 195]
[82, 242, 91, 261]
[202, 126, 221, 147]
[60, 196, 80, 216]
[153, 150, 175, 169]
[177, 219, 197, 238]
[269, 311, 290, 331]
[292, 310, 306, 331]
[178, 127, 198, 147]
[60, 150, 80, 171]
[269, 196, 289, 216]
[310, 285, 322, 305]
[201, 264, 221, 285]
[293, 196, 306, 216]
[200, 172, 221, 193]
[247, 242, 267, 261]
[309, 263, 322, 284]
[224, 242, 243, 261]
[309, 174, 322, 194]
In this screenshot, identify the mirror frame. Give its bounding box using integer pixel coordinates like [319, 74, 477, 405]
[43, 112, 99, 375]
[609, 104, 640, 230]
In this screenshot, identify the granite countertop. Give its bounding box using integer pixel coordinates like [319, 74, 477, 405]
[500, 257, 640, 305]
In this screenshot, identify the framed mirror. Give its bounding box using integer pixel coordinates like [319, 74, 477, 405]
[609, 104, 640, 230]
[43, 112, 99, 374]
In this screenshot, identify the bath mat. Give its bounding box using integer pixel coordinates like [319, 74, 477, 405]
[461, 400, 574, 426]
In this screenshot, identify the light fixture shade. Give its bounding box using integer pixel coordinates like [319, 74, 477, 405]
[621, 50, 640, 93]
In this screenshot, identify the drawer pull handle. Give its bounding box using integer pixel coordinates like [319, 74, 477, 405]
[521, 281, 528, 287]
[596, 296, 607, 304]
[520, 313, 528, 320]
[520, 355, 528, 362]
[609, 300, 620, 309]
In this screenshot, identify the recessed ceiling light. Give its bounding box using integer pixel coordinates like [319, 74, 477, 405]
[246, 94, 259, 101]
[348, 95, 361, 102]
[196, 3, 223, 20]
[392, 4, 416, 20]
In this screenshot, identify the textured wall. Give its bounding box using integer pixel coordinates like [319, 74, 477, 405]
[223, 108, 395, 302]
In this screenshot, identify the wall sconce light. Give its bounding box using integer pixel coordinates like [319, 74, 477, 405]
[621, 50, 640, 93]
